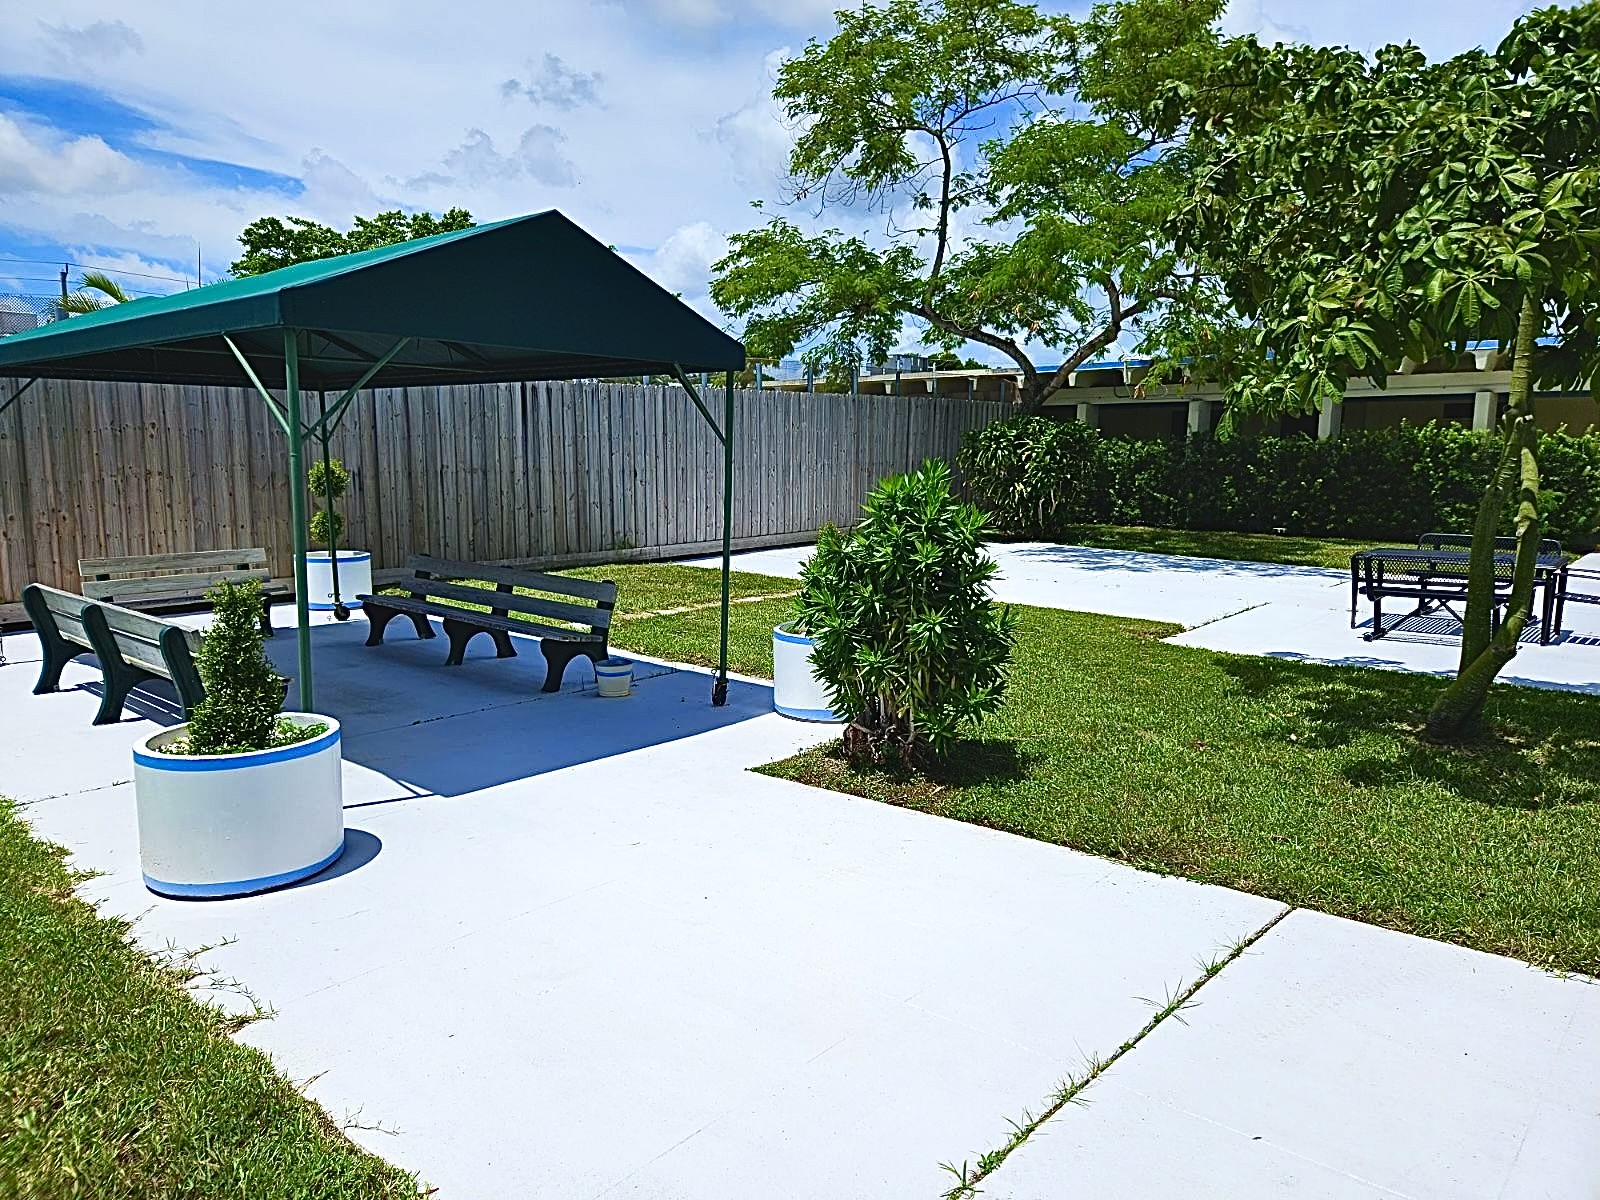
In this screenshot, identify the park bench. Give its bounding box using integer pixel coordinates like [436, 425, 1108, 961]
[1350, 543, 1567, 644]
[79, 549, 285, 637]
[357, 555, 617, 692]
[22, 584, 205, 725]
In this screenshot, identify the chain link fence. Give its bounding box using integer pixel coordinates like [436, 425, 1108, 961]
[0, 293, 64, 336]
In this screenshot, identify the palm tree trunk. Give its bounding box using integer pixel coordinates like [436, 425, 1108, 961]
[1426, 294, 1543, 741]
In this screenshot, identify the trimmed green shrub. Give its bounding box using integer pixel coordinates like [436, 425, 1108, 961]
[185, 580, 287, 754]
[307, 457, 350, 549]
[796, 461, 1017, 766]
[957, 416, 1600, 546]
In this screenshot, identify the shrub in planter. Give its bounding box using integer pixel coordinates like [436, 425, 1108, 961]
[183, 579, 309, 753]
[307, 457, 349, 549]
[797, 461, 1016, 766]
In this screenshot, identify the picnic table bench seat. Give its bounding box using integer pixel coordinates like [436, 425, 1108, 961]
[22, 583, 205, 725]
[79, 548, 284, 636]
[357, 555, 616, 692]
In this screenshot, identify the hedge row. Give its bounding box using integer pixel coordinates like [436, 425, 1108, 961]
[956, 417, 1600, 546]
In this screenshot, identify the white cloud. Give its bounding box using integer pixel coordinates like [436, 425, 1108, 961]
[632, 220, 728, 299]
[713, 48, 797, 192]
[603, 0, 838, 31]
[1221, 0, 1537, 55]
[39, 17, 143, 60]
[0, 113, 151, 196]
[501, 54, 602, 110]
[439, 126, 578, 189]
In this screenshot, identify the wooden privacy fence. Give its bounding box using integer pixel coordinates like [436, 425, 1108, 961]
[0, 378, 1006, 601]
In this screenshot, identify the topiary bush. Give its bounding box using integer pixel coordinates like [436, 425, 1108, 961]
[957, 416, 1600, 547]
[184, 580, 290, 755]
[307, 457, 350, 549]
[796, 460, 1017, 767]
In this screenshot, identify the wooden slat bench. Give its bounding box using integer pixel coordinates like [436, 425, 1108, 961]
[357, 555, 617, 693]
[79, 549, 285, 637]
[22, 584, 205, 725]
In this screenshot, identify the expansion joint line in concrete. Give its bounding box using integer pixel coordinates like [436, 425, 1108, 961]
[611, 592, 799, 622]
[937, 906, 1294, 1199]
[1175, 601, 1268, 636]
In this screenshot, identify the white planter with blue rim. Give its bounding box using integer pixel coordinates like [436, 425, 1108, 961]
[772, 623, 844, 722]
[304, 550, 372, 611]
[132, 714, 345, 899]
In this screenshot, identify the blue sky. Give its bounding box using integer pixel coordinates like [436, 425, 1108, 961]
[0, 0, 1537, 349]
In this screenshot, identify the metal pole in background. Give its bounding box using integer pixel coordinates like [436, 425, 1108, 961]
[712, 369, 735, 707]
[284, 329, 314, 712]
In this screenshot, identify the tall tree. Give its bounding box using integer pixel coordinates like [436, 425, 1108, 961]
[709, 0, 1226, 413]
[230, 208, 475, 277]
[1155, 4, 1600, 739]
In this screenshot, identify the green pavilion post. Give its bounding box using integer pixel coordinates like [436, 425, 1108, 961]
[282, 330, 315, 712]
[713, 369, 735, 706]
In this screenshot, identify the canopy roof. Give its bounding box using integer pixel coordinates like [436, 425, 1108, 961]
[0, 210, 744, 388]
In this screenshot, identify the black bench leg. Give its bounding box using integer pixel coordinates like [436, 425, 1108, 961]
[33, 640, 82, 696]
[409, 612, 436, 640]
[364, 603, 400, 647]
[1365, 595, 1385, 641]
[539, 641, 596, 693]
[95, 662, 155, 726]
[490, 630, 518, 659]
[442, 618, 484, 666]
[260, 596, 275, 638]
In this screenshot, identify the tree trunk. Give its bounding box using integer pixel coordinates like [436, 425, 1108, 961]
[1425, 295, 1544, 742]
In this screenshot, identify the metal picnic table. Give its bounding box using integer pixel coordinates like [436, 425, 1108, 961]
[1349, 545, 1569, 644]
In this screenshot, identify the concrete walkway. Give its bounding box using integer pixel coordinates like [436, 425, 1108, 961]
[4, 551, 1598, 1197]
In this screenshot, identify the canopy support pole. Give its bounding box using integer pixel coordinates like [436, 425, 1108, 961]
[0, 375, 39, 421]
[713, 370, 735, 706]
[284, 330, 314, 712]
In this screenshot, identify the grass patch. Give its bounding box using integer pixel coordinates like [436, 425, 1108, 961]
[760, 605, 1600, 974]
[0, 798, 423, 1199]
[609, 596, 796, 677]
[1055, 523, 1372, 570]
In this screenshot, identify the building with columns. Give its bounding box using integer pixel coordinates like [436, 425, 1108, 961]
[765, 345, 1597, 439]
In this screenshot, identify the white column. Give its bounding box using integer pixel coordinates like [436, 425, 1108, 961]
[1473, 390, 1497, 431]
[1076, 402, 1099, 427]
[1186, 399, 1213, 436]
[1317, 395, 1342, 441]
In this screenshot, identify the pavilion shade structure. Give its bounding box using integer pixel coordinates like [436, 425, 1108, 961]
[0, 209, 744, 711]
[0, 210, 744, 387]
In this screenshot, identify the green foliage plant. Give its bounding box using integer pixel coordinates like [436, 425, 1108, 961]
[1151, 4, 1600, 738]
[797, 461, 1017, 766]
[184, 581, 293, 755]
[710, 0, 1231, 414]
[307, 457, 350, 550]
[230, 208, 475, 277]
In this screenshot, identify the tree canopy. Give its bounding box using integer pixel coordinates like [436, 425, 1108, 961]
[230, 208, 475, 277]
[1156, 2, 1600, 738]
[710, 0, 1227, 413]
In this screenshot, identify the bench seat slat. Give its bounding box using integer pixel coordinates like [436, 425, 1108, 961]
[406, 555, 616, 604]
[391, 578, 612, 630]
[365, 595, 603, 643]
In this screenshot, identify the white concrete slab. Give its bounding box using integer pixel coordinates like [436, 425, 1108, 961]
[7, 607, 1284, 1198]
[685, 542, 1349, 629]
[984, 909, 1600, 1200]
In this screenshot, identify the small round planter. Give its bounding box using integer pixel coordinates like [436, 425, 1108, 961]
[132, 714, 345, 899]
[772, 623, 844, 723]
[595, 657, 633, 698]
[305, 550, 372, 612]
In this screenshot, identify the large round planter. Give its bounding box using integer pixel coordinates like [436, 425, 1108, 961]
[772, 623, 844, 723]
[305, 550, 372, 611]
[132, 714, 345, 899]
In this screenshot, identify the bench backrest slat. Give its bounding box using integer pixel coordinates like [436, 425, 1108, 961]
[82, 567, 272, 602]
[406, 555, 616, 605]
[80, 548, 269, 577]
[402, 577, 613, 630]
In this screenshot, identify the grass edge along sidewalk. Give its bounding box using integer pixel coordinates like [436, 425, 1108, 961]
[598, 566, 1600, 977]
[0, 797, 425, 1200]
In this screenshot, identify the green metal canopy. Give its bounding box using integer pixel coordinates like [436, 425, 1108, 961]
[0, 210, 744, 712]
[0, 210, 744, 386]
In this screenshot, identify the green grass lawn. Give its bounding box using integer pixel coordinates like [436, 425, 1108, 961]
[1054, 523, 1373, 570]
[605, 566, 1600, 975]
[0, 799, 423, 1199]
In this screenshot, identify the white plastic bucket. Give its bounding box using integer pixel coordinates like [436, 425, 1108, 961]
[132, 714, 345, 898]
[772, 624, 843, 722]
[304, 550, 372, 611]
[595, 657, 633, 698]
